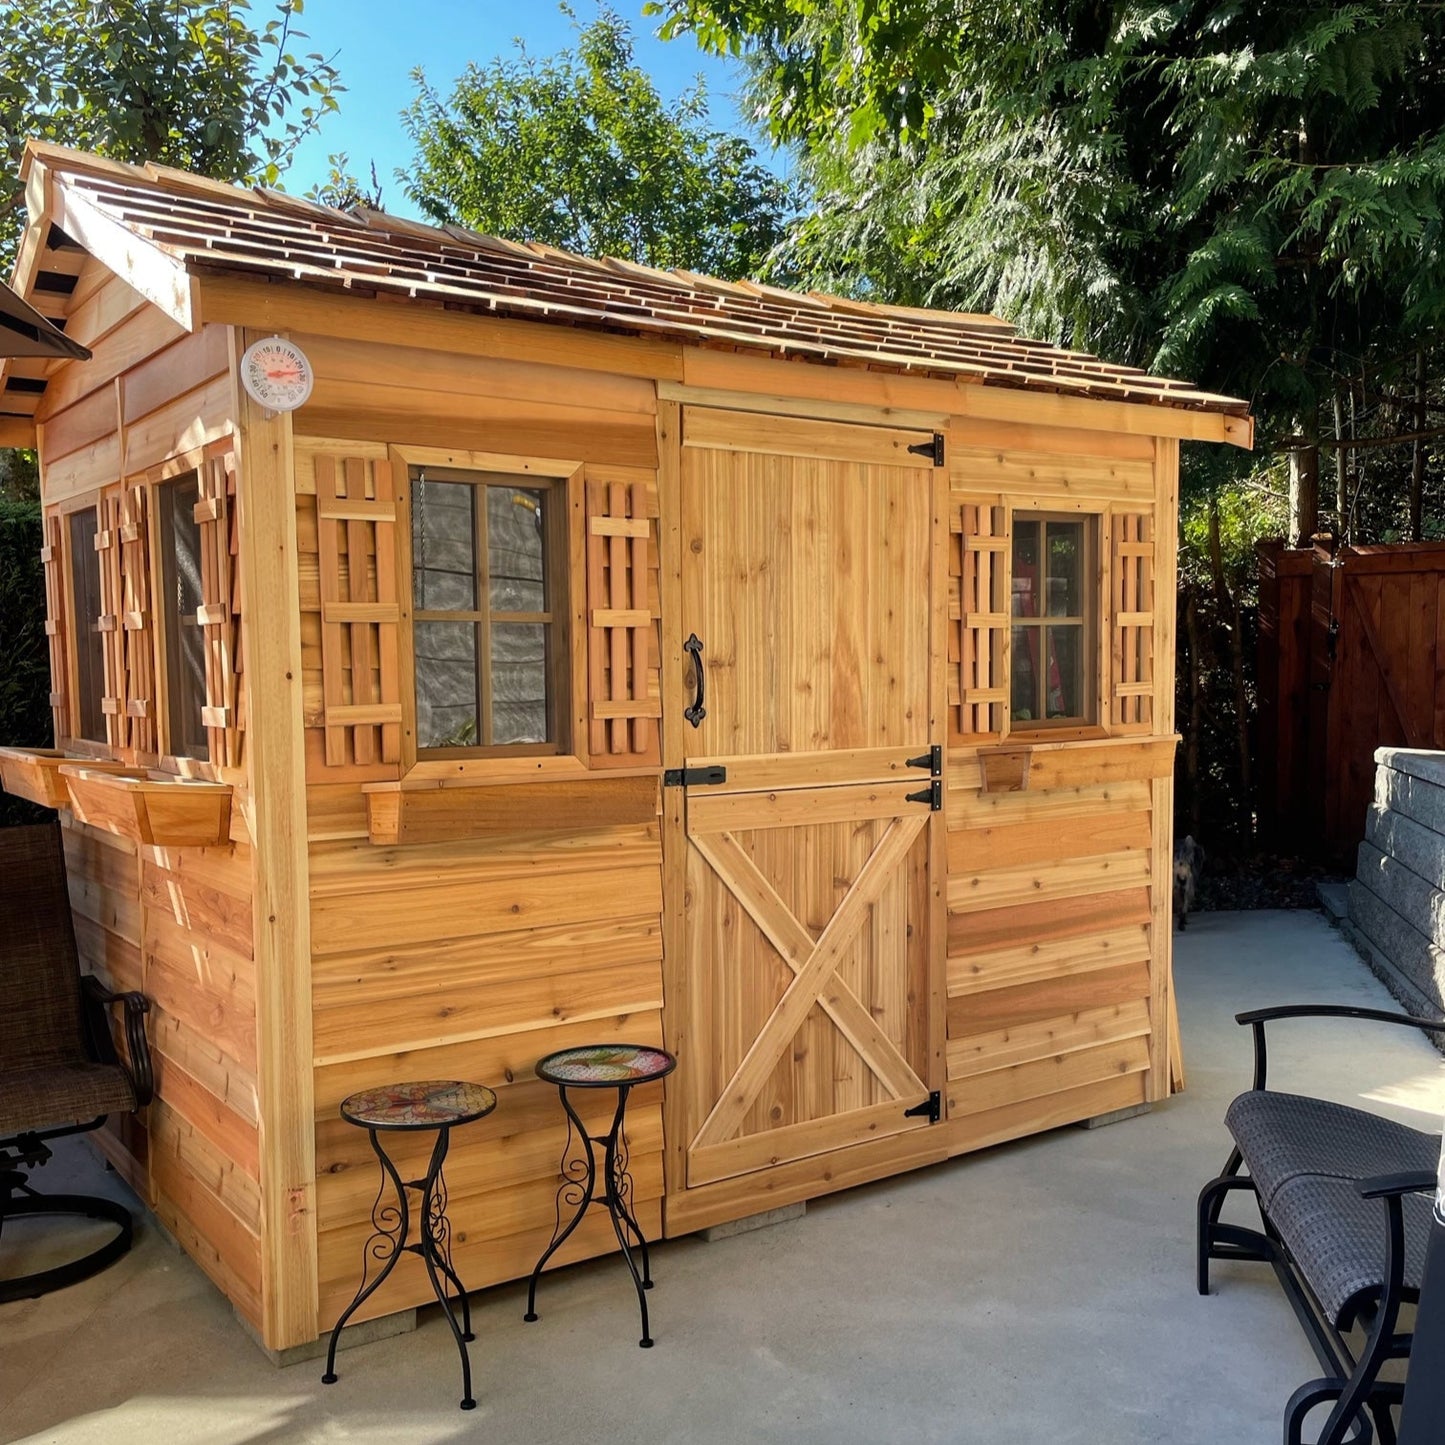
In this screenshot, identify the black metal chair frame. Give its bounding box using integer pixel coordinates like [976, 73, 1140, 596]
[1197, 1005, 1445, 1445]
[1, 846, 154, 1305]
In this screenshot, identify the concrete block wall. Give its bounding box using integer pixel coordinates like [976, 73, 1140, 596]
[1347, 748, 1445, 1026]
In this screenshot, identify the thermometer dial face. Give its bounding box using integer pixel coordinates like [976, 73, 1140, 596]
[240, 336, 314, 411]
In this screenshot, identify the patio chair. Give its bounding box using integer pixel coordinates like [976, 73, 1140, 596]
[0, 822, 153, 1303]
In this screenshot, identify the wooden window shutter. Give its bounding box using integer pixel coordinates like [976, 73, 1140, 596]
[41, 512, 68, 743]
[118, 484, 157, 756]
[96, 484, 159, 755]
[584, 476, 661, 767]
[1110, 510, 1155, 732]
[196, 455, 245, 769]
[95, 493, 126, 748]
[950, 501, 1010, 740]
[315, 453, 402, 767]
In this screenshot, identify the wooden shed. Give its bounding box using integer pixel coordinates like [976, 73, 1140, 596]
[0, 143, 1251, 1355]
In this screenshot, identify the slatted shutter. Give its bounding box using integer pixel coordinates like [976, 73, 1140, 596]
[40, 513, 68, 743]
[584, 476, 661, 766]
[1110, 510, 1155, 732]
[118, 484, 157, 755]
[95, 494, 127, 748]
[315, 453, 402, 767]
[950, 501, 1010, 740]
[96, 486, 157, 755]
[196, 455, 245, 769]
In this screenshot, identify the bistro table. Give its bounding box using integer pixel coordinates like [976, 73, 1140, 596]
[321, 1079, 497, 1410]
[524, 1044, 677, 1347]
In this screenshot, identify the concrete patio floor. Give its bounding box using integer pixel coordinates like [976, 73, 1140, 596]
[4, 908, 1443, 1445]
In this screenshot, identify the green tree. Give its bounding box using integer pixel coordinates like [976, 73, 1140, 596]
[401, 7, 796, 279]
[657, 2, 1445, 541]
[1, 0, 343, 267]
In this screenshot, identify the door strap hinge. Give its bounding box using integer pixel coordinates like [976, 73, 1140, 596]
[663, 765, 727, 788]
[905, 1091, 942, 1124]
[905, 779, 942, 811]
[906, 744, 942, 777]
[907, 433, 945, 467]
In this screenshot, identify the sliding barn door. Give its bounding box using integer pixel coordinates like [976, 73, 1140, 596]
[670, 409, 944, 1191]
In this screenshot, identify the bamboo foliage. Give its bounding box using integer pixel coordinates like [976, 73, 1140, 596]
[314, 453, 402, 767]
[40, 512, 67, 743]
[584, 474, 661, 766]
[950, 500, 1009, 740]
[1111, 510, 1155, 731]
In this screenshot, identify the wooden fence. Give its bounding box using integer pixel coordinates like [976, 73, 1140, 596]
[1257, 539, 1445, 865]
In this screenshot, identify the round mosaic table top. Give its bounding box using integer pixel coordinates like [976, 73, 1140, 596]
[534, 1044, 677, 1088]
[339, 1080, 498, 1131]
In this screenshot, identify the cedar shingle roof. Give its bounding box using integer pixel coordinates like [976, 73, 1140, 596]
[13, 144, 1249, 419]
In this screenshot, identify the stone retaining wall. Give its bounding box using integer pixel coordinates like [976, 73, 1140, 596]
[1346, 748, 1445, 1029]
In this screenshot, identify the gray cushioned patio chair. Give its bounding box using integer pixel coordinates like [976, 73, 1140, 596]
[0, 821, 153, 1302]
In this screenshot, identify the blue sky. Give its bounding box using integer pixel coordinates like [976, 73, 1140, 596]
[282, 0, 763, 211]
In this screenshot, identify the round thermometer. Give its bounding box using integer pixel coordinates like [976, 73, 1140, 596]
[240, 335, 314, 412]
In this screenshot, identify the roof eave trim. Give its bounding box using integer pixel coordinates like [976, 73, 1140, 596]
[49, 173, 199, 331]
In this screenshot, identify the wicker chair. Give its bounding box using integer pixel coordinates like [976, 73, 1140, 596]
[0, 821, 153, 1302]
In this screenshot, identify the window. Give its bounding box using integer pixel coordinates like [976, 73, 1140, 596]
[67, 508, 106, 742]
[410, 469, 563, 753]
[1010, 514, 1096, 728]
[157, 474, 209, 761]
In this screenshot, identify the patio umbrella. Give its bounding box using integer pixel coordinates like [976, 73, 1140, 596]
[0, 279, 90, 360]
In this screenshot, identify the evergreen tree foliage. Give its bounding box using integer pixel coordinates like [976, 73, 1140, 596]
[401, 8, 796, 279]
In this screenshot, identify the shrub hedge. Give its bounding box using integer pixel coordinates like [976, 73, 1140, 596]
[0, 496, 54, 826]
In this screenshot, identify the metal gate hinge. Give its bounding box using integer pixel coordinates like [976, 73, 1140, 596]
[907, 433, 945, 467]
[905, 779, 942, 810]
[905, 1091, 942, 1124]
[906, 745, 942, 777]
[663, 765, 727, 788]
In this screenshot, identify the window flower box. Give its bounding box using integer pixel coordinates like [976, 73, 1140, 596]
[0, 748, 131, 811]
[59, 766, 233, 847]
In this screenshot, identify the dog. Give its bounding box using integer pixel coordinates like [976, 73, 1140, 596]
[1173, 835, 1205, 930]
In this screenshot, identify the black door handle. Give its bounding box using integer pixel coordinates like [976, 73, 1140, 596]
[683, 633, 706, 728]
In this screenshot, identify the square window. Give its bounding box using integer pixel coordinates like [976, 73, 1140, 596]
[410, 470, 563, 753]
[67, 507, 106, 743]
[1010, 514, 1096, 727]
[157, 475, 210, 761]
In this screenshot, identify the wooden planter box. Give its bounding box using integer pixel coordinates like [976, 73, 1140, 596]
[60, 766, 233, 847]
[0, 747, 131, 810]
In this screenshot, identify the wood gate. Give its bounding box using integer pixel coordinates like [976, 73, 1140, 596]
[1258, 539, 1445, 863]
[665, 409, 945, 1194]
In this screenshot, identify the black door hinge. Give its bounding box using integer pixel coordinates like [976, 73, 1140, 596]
[906, 744, 942, 777]
[905, 779, 942, 811]
[663, 765, 727, 788]
[905, 1091, 942, 1124]
[907, 433, 945, 467]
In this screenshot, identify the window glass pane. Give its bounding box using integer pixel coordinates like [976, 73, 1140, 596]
[1010, 623, 1040, 723]
[1045, 521, 1083, 617]
[1045, 624, 1085, 720]
[412, 479, 477, 612]
[414, 621, 479, 748]
[487, 486, 546, 613]
[68, 509, 106, 742]
[490, 622, 548, 744]
[1011, 518, 1040, 618]
[160, 477, 209, 760]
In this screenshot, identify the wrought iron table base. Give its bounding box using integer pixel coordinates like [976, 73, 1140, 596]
[525, 1083, 656, 1347]
[322, 1125, 477, 1409]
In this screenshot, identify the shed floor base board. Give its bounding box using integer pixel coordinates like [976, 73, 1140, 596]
[1075, 1102, 1153, 1130]
[235, 1308, 418, 1368]
[697, 1201, 805, 1242]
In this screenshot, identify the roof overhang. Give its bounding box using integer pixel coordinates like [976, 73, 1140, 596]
[0, 279, 90, 360]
